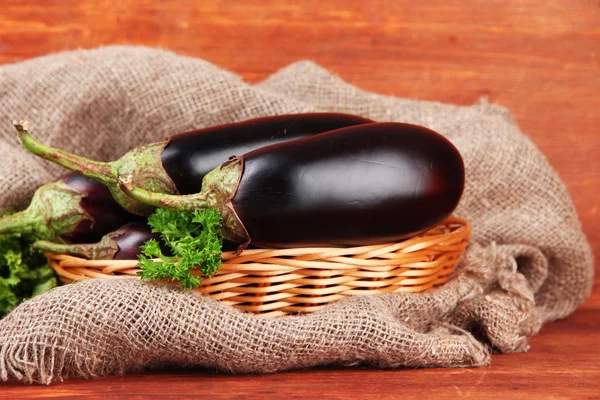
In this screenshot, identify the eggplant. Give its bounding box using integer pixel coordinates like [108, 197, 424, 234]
[15, 114, 373, 215]
[0, 172, 138, 243]
[32, 222, 166, 260]
[118, 123, 465, 249]
[33, 221, 233, 260]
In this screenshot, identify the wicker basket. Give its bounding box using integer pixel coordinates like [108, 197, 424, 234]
[47, 217, 470, 317]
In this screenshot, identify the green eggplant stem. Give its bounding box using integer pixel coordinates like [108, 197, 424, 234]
[14, 121, 115, 186]
[32, 234, 119, 260]
[0, 210, 34, 235]
[14, 120, 178, 217]
[32, 240, 74, 255]
[118, 175, 211, 211]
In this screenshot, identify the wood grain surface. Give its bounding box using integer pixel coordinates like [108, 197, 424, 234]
[1, 0, 599, 398]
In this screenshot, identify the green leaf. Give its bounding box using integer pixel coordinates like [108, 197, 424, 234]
[0, 215, 57, 318]
[0, 281, 19, 315]
[31, 274, 58, 297]
[137, 207, 223, 290]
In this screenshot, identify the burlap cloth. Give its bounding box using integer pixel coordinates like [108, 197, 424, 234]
[0, 46, 594, 384]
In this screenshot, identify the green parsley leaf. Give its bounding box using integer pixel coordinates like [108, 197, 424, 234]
[137, 207, 223, 290]
[0, 222, 57, 318]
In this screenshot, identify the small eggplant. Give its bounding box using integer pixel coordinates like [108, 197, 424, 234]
[118, 123, 465, 248]
[0, 172, 138, 243]
[32, 222, 166, 260]
[15, 114, 373, 215]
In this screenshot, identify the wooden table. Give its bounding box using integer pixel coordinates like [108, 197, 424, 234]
[1, 0, 598, 398]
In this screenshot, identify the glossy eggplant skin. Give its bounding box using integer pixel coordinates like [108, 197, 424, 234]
[232, 123, 464, 248]
[61, 173, 140, 243]
[161, 113, 373, 195]
[113, 222, 163, 260]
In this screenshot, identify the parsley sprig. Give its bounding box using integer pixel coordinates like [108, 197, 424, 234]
[0, 229, 57, 318]
[137, 207, 223, 289]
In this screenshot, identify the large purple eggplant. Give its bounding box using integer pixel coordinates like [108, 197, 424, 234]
[0, 172, 138, 243]
[119, 123, 465, 249]
[15, 114, 373, 215]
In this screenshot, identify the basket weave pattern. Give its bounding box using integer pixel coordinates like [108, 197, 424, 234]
[48, 217, 470, 317]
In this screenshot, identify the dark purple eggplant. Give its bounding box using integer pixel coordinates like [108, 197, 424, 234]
[118, 122, 465, 248]
[0, 172, 139, 243]
[162, 113, 374, 195]
[15, 114, 373, 215]
[32, 222, 168, 260]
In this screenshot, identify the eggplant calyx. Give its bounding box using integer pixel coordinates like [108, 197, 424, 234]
[33, 230, 122, 260]
[14, 121, 178, 216]
[109, 141, 179, 216]
[118, 157, 250, 247]
[0, 181, 92, 241]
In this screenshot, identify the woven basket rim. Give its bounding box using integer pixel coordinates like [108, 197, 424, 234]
[47, 216, 470, 265]
[47, 217, 471, 316]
